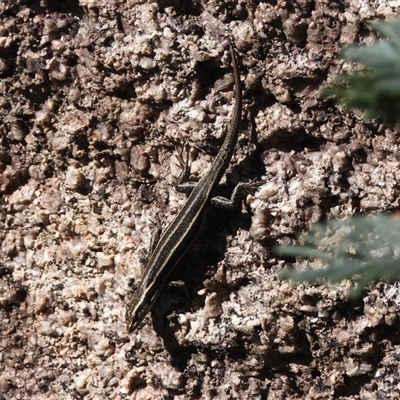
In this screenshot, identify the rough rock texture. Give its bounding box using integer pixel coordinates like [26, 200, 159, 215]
[1, 0, 400, 399]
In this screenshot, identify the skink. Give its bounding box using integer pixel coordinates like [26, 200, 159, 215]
[126, 43, 251, 332]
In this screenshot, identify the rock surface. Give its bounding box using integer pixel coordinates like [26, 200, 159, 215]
[1, 1, 400, 399]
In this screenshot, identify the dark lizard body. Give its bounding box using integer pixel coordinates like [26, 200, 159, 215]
[126, 43, 248, 332]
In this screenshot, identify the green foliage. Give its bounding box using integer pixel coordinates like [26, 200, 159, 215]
[279, 21, 400, 295]
[322, 20, 400, 126]
[278, 215, 400, 297]
[280, 21, 400, 296]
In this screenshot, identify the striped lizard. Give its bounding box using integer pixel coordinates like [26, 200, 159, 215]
[126, 42, 255, 332]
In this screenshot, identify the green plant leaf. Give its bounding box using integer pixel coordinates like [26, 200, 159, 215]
[278, 215, 400, 297]
[322, 20, 400, 126]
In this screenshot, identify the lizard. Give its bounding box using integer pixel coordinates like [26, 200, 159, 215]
[126, 42, 255, 332]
